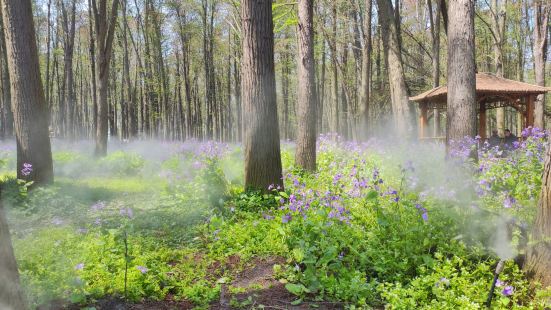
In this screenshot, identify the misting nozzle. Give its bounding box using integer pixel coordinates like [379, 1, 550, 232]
[495, 260, 505, 274]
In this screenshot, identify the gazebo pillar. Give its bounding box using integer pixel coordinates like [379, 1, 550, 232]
[526, 94, 535, 127]
[419, 102, 428, 139]
[479, 101, 487, 140]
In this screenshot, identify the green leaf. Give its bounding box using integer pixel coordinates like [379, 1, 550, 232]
[285, 283, 309, 296]
[291, 298, 303, 305]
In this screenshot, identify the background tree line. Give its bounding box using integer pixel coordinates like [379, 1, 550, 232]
[0, 0, 546, 146]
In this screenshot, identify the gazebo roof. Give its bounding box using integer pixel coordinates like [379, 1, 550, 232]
[410, 73, 551, 103]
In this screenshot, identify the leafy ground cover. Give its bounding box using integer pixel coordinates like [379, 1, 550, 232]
[2, 130, 551, 309]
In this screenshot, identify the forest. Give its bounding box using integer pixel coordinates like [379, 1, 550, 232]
[0, 0, 550, 309]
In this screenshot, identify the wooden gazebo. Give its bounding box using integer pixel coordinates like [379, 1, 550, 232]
[410, 73, 551, 140]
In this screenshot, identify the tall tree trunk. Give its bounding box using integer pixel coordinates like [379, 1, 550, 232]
[2, 0, 54, 184]
[318, 25, 326, 134]
[525, 141, 551, 287]
[234, 32, 242, 142]
[492, 0, 507, 135]
[88, 0, 98, 139]
[376, 0, 411, 137]
[241, 0, 283, 191]
[92, 0, 120, 156]
[428, 0, 441, 136]
[0, 7, 12, 139]
[330, 2, 339, 136]
[202, 0, 216, 140]
[359, 0, 372, 140]
[60, 0, 77, 140]
[533, 1, 549, 129]
[295, 0, 317, 172]
[281, 46, 290, 139]
[0, 196, 26, 310]
[446, 0, 476, 144]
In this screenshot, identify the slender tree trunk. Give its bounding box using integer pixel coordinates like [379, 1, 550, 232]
[0, 8, 12, 139]
[234, 33, 242, 142]
[88, 0, 98, 139]
[60, 0, 77, 140]
[92, 0, 120, 156]
[331, 2, 339, 136]
[359, 0, 372, 140]
[241, 0, 283, 191]
[446, 0, 476, 144]
[281, 47, 290, 140]
[492, 0, 507, 135]
[376, 0, 411, 137]
[0, 196, 26, 310]
[428, 0, 441, 136]
[319, 28, 326, 134]
[2, 0, 54, 184]
[295, 0, 317, 171]
[533, 1, 549, 129]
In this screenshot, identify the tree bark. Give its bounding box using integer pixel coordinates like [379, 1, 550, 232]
[428, 0, 441, 136]
[295, 0, 317, 172]
[330, 3, 339, 136]
[492, 0, 507, 135]
[92, 0, 119, 156]
[533, 1, 549, 129]
[60, 0, 77, 140]
[281, 47, 290, 140]
[359, 0, 372, 140]
[2, 0, 54, 184]
[0, 6, 12, 140]
[446, 0, 477, 144]
[525, 143, 551, 287]
[376, 0, 411, 137]
[0, 196, 26, 310]
[241, 0, 283, 191]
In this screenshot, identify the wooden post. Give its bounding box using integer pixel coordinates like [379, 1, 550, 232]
[479, 101, 487, 140]
[419, 102, 428, 139]
[527, 94, 535, 128]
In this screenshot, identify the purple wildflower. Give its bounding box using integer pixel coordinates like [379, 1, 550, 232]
[415, 204, 429, 222]
[282, 213, 292, 224]
[119, 207, 134, 219]
[332, 173, 343, 184]
[436, 277, 450, 287]
[136, 266, 148, 274]
[21, 162, 33, 176]
[75, 263, 85, 271]
[90, 201, 106, 211]
[503, 195, 516, 209]
[421, 212, 428, 222]
[502, 286, 514, 296]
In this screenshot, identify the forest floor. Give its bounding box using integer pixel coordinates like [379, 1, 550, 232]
[38, 256, 344, 309]
[3, 137, 549, 309]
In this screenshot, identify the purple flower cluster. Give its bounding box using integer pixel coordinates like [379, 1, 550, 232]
[136, 265, 148, 274]
[495, 279, 514, 296]
[415, 204, 429, 222]
[119, 207, 134, 219]
[90, 201, 106, 211]
[21, 162, 33, 176]
[195, 141, 230, 160]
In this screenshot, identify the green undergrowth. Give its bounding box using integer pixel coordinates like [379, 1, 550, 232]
[2, 141, 550, 309]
